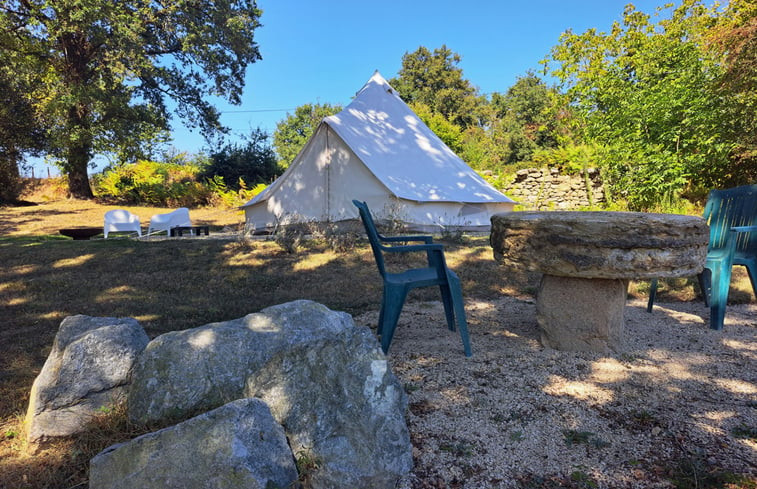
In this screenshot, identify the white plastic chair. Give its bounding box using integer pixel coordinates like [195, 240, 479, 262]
[104, 209, 142, 238]
[148, 207, 192, 236]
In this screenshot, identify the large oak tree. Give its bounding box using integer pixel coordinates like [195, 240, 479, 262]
[0, 0, 262, 198]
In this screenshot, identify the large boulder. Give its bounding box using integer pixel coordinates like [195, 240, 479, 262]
[89, 398, 298, 489]
[128, 300, 412, 488]
[25, 315, 149, 447]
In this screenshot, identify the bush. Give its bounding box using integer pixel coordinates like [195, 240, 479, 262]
[201, 129, 280, 191]
[93, 160, 213, 207]
[205, 176, 268, 209]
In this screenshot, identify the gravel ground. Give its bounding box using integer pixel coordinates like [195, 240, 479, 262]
[355, 297, 757, 488]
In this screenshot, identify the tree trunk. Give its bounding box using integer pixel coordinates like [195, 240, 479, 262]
[0, 150, 22, 203]
[65, 103, 95, 199]
[66, 146, 94, 199]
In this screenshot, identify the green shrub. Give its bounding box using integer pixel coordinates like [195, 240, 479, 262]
[205, 176, 268, 209]
[95, 158, 271, 208]
[94, 160, 212, 206]
[531, 143, 601, 175]
[200, 129, 280, 191]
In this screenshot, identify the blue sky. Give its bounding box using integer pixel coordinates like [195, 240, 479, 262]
[33, 0, 667, 176]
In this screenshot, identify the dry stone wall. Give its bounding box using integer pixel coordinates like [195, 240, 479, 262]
[503, 167, 605, 210]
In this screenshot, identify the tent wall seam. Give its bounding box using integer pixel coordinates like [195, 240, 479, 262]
[326, 127, 331, 222]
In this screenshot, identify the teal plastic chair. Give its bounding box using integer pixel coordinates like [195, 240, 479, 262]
[352, 200, 472, 357]
[647, 184, 757, 329]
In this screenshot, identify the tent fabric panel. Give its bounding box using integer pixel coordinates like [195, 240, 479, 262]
[324, 126, 395, 222]
[386, 200, 516, 231]
[243, 125, 331, 228]
[324, 72, 514, 205]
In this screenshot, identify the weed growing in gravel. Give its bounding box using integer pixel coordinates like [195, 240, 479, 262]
[509, 430, 524, 442]
[570, 468, 599, 488]
[669, 449, 757, 489]
[631, 410, 658, 426]
[730, 424, 757, 441]
[439, 441, 475, 457]
[294, 448, 321, 486]
[490, 413, 508, 424]
[562, 430, 609, 449]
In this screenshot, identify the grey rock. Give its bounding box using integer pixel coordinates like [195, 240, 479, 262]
[25, 315, 149, 447]
[128, 300, 412, 489]
[89, 398, 298, 489]
[491, 211, 708, 279]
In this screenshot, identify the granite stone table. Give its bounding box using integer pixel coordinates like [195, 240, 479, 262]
[490, 211, 708, 352]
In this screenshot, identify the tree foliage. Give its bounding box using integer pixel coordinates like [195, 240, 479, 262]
[706, 0, 757, 184]
[273, 103, 341, 167]
[0, 0, 263, 198]
[94, 159, 212, 207]
[544, 1, 737, 208]
[492, 74, 562, 150]
[410, 102, 464, 154]
[390, 45, 485, 128]
[0, 69, 47, 203]
[202, 129, 279, 190]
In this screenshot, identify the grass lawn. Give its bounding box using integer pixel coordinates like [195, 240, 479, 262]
[1, 194, 754, 488]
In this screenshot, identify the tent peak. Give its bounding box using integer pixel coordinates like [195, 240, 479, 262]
[355, 71, 397, 98]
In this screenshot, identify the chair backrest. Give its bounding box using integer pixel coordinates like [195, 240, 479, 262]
[166, 207, 191, 228]
[703, 184, 757, 256]
[105, 209, 138, 225]
[353, 200, 387, 277]
[149, 207, 192, 232]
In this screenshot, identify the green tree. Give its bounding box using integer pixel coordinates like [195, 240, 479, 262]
[491, 73, 562, 154]
[0, 0, 263, 198]
[459, 125, 510, 173]
[410, 102, 464, 154]
[0, 70, 47, 203]
[707, 0, 757, 185]
[545, 1, 731, 208]
[273, 103, 341, 167]
[390, 45, 485, 128]
[202, 129, 279, 189]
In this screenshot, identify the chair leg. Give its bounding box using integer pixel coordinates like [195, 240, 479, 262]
[439, 284, 456, 331]
[708, 263, 732, 330]
[646, 278, 658, 313]
[379, 285, 408, 355]
[377, 293, 386, 337]
[447, 273, 472, 357]
[743, 261, 757, 299]
[698, 270, 711, 307]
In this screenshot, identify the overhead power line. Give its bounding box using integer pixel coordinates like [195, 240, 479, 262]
[220, 108, 297, 114]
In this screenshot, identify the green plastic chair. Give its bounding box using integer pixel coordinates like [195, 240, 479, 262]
[352, 200, 472, 357]
[647, 184, 757, 329]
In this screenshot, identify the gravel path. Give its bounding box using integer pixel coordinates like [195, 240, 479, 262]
[356, 297, 757, 488]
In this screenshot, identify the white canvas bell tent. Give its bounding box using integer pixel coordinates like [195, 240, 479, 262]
[241, 71, 515, 232]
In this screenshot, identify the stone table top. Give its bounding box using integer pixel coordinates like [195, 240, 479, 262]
[490, 211, 708, 280]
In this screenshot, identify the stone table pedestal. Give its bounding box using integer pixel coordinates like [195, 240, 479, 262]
[490, 211, 708, 352]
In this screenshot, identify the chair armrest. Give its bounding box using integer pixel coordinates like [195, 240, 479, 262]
[716, 226, 756, 258]
[382, 243, 444, 253]
[731, 226, 757, 233]
[379, 234, 434, 244]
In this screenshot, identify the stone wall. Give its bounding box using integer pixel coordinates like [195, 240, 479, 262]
[503, 168, 605, 210]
